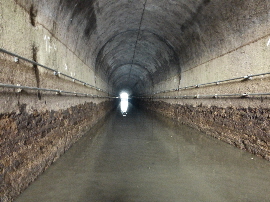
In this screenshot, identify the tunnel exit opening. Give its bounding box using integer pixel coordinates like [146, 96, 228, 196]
[120, 92, 129, 100]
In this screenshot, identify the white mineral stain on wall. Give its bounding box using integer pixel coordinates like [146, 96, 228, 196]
[267, 38, 270, 47]
[44, 35, 57, 52]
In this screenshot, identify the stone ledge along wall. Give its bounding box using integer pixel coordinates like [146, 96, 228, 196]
[0, 0, 114, 201]
[140, 99, 270, 161]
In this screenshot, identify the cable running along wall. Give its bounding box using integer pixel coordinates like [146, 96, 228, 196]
[0, 48, 116, 98]
[137, 72, 270, 99]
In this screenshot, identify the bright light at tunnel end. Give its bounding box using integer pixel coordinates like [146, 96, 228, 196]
[120, 92, 129, 99]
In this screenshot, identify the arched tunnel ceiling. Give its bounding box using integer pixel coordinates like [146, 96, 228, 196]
[58, 0, 189, 95]
[32, 0, 207, 95]
[95, 30, 179, 84]
[21, 0, 269, 95]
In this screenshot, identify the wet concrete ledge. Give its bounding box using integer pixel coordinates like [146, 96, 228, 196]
[140, 100, 270, 161]
[0, 101, 114, 202]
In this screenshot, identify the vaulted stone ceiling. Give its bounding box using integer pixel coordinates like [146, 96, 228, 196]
[18, 0, 269, 94]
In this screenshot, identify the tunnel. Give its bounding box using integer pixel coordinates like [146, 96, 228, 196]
[1, 0, 270, 201]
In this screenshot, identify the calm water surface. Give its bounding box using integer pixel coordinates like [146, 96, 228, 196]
[15, 103, 270, 202]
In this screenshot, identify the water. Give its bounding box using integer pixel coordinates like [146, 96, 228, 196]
[15, 103, 270, 202]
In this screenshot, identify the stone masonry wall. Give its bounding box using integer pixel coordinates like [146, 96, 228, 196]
[0, 101, 113, 202]
[140, 100, 270, 161]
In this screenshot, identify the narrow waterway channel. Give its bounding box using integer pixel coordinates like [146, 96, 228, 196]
[15, 102, 270, 202]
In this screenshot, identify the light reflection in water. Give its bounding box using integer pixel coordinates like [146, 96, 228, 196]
[120, 92, 129, 116]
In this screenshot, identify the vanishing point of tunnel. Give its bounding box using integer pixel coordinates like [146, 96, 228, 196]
[1, 0, 270, 201]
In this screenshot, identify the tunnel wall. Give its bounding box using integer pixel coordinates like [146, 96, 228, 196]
[0, 1, 114, 201]
[141, 1, 270, 161]
[152, 0, 270, 94]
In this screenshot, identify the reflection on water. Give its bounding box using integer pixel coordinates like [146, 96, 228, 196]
[15, 104, 270, 202]
[120, 99, 128, 116]
[120, 92, 129, 116]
